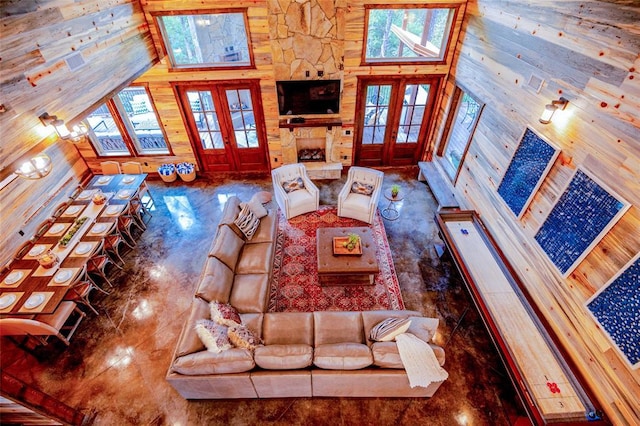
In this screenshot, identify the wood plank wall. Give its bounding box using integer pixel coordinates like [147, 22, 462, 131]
[0, 0, 156, 264]
[431, 1, 640, 424]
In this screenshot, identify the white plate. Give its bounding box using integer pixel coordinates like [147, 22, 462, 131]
[122, 176, 135, 184]
[106, 205, 121, 215]
[97, 176, 111, 184]
[24, 294, 45, 309]
[74, 242, 93, 255]
[117, 190, 132, 199]
[78, 190, 93, 200]
[28, 245, 46, 257]
[91, 223, 108, 234]
[49, 223, 65, 235]
[0, 294, 16, 309]
[65, 205, 81, 215]
[4, 271, 23, 285]
[54, 269, 73, 283]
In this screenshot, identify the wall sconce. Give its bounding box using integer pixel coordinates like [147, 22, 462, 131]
[15, 153, 53, 180]
[539, 97, 569, 124]
[39, 112, 70, 139]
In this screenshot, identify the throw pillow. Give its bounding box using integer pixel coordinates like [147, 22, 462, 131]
[210, 301, 242, 327]
[195, 319, 233, 353]
[241, 199, 268, 219]
[351, 181, 374, 196]
[369, 317, 412, 342]
[282, 177, 305, 193]
[234, 204, 260, 240]
[228, 324, 262, 350]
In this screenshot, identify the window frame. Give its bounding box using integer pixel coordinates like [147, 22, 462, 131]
[361, 4, 459, 66]
[86, 84, 172, 158]
[436, 83, 484, 183]
[152, 9, 255, 72]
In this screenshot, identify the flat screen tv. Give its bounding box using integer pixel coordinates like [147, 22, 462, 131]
[276, 80, 341, 116]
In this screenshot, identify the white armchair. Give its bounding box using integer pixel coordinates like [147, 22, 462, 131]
[272, 163, 320, 219]
[337, 166, 384, 224]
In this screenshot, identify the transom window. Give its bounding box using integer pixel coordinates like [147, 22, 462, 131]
[364, 6, 455, 64]
[86, 86, 169, 157]
[157, 11, 252, 69]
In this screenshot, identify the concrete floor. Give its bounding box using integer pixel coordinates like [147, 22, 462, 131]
[0, 167, 525, 425]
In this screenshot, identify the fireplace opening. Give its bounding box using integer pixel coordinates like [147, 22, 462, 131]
[297, 137, 326, 162]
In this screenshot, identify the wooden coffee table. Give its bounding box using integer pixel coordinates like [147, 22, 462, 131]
[316, 227, 379, 286]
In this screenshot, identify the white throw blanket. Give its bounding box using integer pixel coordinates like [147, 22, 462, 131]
[396, 333, 449, 388]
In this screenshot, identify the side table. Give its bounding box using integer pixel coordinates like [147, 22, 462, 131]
[381, 189, 404, 220]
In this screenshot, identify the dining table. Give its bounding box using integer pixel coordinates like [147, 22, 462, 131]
[0, 173, 147, 317]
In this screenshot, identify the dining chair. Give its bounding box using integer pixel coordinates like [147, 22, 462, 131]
[87, 240, 122, 288]
[104, 226, 134, 266]
[31, 218, 55, 241]
[63, 265, 109, 316]
[127, 197, 150, 229]
[101, 161, 122, 175]
[52, 201, 71, 219]
[14, 241, 35, 261]
[0, 301, 86, 347]
[117, 213, 145, 245]
[123, 161, 155, 210]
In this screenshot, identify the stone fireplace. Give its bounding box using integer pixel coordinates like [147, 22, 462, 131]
[280, 124, 343, 179]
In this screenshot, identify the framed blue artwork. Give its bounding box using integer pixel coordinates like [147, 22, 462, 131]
[534, 167, 630, 277]
[586, 253, 640, 369]
[497, 128, 560, 218]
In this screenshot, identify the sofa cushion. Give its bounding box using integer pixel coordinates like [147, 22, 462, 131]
[254, 344, 313, 370]
[372, 341, 446, 368]
[195, 320, 232, 353]
[176, 297, 211, 357]
[228, 324, 262, 350]
[218, 196, 243, 229]
[407, 317, 439, 343]
[369, 317, 411, 342]
[195, 257, 234, 303]
[209, 225, 244, 271]
[234, 203, 261, 240]
[314, 311, 364, 345]
[313, 343, 373, 370]
[236, 242, 274, 275]
[263, 312, 314, 346]
[231, 274, 270, 313]
[210, 301, 242, 327]
[172, 348, 255, 375]
[239, 313, 263, 340]
[248, 210, 277, 244]
[243, 198, 268, 219]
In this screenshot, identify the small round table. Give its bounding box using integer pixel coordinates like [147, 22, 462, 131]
[381, 189, 404, 220]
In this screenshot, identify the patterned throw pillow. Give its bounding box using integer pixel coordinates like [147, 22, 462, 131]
[195, 319, 232, 353]
[228, 324, 262, 350]
[282, 177, 305, 193]
[351, 181, 374, 196]
[210, 301, 242, 327]
[234, 204, 260, 240]
[369, 318, 412, 342]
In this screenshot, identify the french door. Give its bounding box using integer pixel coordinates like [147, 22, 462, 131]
[176, 80, 269, 172]
[354, 76, 441, 166]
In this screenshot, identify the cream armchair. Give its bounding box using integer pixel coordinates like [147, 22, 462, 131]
[272, 163, 320, 219]
[337, 166, 384, 224]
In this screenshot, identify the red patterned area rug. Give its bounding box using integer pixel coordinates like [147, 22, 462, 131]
[268, 206, 404, 312]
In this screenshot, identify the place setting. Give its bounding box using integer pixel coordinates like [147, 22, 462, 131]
[44, 222, 70, 237]
[18, 291, 54, 313]
[96, 175, 114, 185]
[116, 189, 133, 199]
[102, 204, 125, 217]
[77, 189, 96, 200]
[62, 204, 85, 217]
[0, 269, 30, 288]
[0, 292, 23, 313]
[88, 221, 113, 236]
[48, 268, 78, 287]
[24, 244, 51, 259]
[121, 175, 136, 184]
[70, 241, 97, 257]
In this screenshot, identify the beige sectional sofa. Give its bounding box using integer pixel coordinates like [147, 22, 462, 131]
[166, 196, 447, 399]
